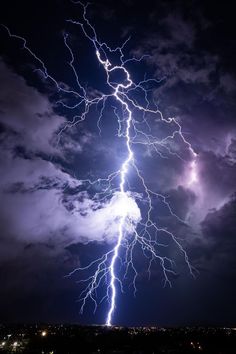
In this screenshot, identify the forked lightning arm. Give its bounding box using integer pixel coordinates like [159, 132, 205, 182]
[3, 1, 197, 326]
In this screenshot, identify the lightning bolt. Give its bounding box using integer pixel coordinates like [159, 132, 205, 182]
[2, 1, 198, 326]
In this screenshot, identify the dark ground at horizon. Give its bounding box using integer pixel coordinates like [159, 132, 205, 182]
[1, 324, 236, 353]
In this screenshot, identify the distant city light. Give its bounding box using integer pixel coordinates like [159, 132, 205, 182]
[0, 324, 235, 352]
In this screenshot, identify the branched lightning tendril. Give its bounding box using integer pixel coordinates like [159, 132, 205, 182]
[2, 1, 198, 326]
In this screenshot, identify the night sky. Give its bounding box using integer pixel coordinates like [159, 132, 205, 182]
[0, 0, 236, 327]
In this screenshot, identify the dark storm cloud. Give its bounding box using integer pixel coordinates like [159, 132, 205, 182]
[0, 59, 65, 155]
[196, 195, 236, 279]
[167, 186, 196, 220]
[132, 8, 217, 86]
[202, 195, 236, 251]
[219, 73, 236, 94]
[198, 150, 236, 199]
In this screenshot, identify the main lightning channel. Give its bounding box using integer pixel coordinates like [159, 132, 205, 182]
[102, 63, 134, 325]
